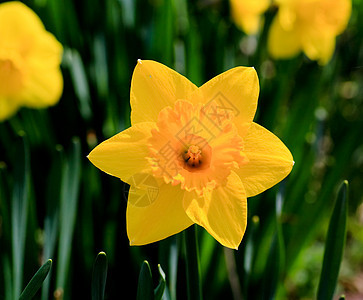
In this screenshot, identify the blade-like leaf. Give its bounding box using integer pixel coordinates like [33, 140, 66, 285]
[11, 133, 30, 299]
[184, 225, 202, 300]
[317, 181, 349, 300]
[41, 146, 63, 300]
[154, 264, 166, 300]
[137, 261, 153, 300]
[19, 259, 52, 300]
[55, 138, 81, 294]
[92, 252, 108, 300]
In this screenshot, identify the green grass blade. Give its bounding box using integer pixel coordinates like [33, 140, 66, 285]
[41, 146, 63, 300]
[262, 185, 286, 300]
[62, 48, 92, 120]
[92, 252, 108, 300]
[154, 264, 166, 300]
[3, 256, 13, 300]
[19, 259, 52, 300]
[317, 181, 349, 300]
[136, 261, 154, 300]
[11, 133, 30, 299]
[55, 138, 81, 295]
[184, 225, 203, 300]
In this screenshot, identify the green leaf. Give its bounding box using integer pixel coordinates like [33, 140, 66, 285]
[92, 252, 108, 300]
[11, 133, 30, 299]
[55, 138, 81, 294]
[41, 146, 63, 300]
[317, 181, 349, 300]
[19, 259, 52, 300]
[137, 261, 153, 300]
[154, 264, 166, 300]
[184, 225, 203, 300]
[262, 185, 286, 300]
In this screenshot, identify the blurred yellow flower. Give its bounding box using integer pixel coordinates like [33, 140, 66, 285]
[0, 1, 63, 121]
[268, 0, 351, 65]
[88, 60, 294, 249]
[230, 0, 270, 34]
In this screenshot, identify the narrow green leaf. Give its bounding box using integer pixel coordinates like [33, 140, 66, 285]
[11, 133, 30, 299]
[136, 261, 153, 300]
[184, 225, 203, 300]
[154, 264, 166, 300]
[317, 180, 349, 300]
[92, 252, 108, 300]
[3, 256, 13, 300]
[19, 259, 52, 300]
[41, 146, 63, 300]
[63, 48, 92, 120]
[55, 138, 81, 293]
[262, 184, 286, 300]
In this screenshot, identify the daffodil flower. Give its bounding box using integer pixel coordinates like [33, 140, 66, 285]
[88, 60, 294, 249]
[0, 1, 63, 121]
[230, 0, 270, 35]
[268, 0, 351, 65]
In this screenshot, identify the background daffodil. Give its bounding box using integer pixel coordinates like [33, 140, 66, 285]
[88, 60, 294, 249]
[0, 1, 63, 121]
[268, 0, 352, 65]
[230, 0, 270, 34]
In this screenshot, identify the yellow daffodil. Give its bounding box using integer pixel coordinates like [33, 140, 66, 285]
[0, 1, 63, 121]
[268, 0, 351, 65]
[88, 60, 294, 249]
[230, 0, 270, 34]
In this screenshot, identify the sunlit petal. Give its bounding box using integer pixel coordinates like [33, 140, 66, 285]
[88, 122, 156, 184]
[183, 172, 247, 249]
[127, 182, 193, 245]
[130, 60, 198, 124]
[197, 67, 259, 137]
[235, 122, 294, 197]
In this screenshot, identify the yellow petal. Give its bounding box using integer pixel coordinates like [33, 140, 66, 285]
[0, 1, 63, 108]
[267, 16, 302, 59]
[183, 171, 247, 249]
[0, 96, 19, 122]
[88, 122, 155, 184]
[0, 2, 45, 45]
[21, 67, 63, 108]
[127, 181, 193, 245]
[302, 32, 336, 65]
[235, 122, 294, 197]
[230, 0, 269, 34]
[130, 60, 198, 124]
[197, 66, 259, 138]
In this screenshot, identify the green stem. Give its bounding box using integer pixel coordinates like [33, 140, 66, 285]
[184, 225, 202, 300]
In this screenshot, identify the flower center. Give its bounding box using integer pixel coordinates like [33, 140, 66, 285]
[148, 100, 247, 194]
[184, 145, 201, 166]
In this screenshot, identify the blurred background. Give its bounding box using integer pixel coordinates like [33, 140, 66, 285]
[0, 0, 362, 299]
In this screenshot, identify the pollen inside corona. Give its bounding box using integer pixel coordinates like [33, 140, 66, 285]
[184, 145, 201, 166]
[148, 99, 247, 195]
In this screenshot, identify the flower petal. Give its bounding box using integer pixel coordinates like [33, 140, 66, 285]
[235, 122, 294, 197]
[21, 67, 63, 108]
[0, 2, 45, 44]
[127, 182, 193, 245]
[0, 96, 19, 122]
[88, 122, 155, 184]
[301, 32, 336, 65]
[130, 60, 198, 124]
[183, 171, 247, 249]
[197, 66, 259, 138]
[267, 16, 302, 59]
